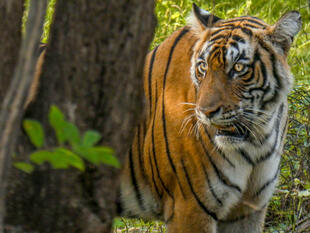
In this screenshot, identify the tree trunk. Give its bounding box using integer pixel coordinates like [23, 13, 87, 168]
[0, 1, 23, 231]
[5, 0, 156, 233]
[0, 0, 23, 100]
[0, 1, 47, 231]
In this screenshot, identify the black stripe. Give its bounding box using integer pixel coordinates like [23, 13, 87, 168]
[238, 149, 255, 166]
[199, 135, 242, 193]
[211, 28, 226, 37]
[152, 83, 172, 197]
[243, 67, 255, 83]
[229, 41, 239, 50]
[202, 164, 223, 206]
[181, 159, 218, 221]
[207, 46, 222, 62]
[201, 42, 215, 58]
[260, 57, 268, 89]
[203, 127, 235, 167]
[148, 46, 159, 119]
[148, 148, 162, 198]
[232, 35, 245, 43]
[162, 28, 189, 198]
[255, 104, 284, 163]
[222, 18, 266, 28]
[241, 27, 253, 37]
[254, 165, 280, 197]
[245, 19, 266, 27]
[137, 124, 146, 179]
[257, 41, 282, 109]
[129, 147, 145, 210]
[209, 35, 226, 43]
[243, 23, 260, 29]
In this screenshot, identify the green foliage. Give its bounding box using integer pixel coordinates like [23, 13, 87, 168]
[82, 130, 102, 147]
[153, 0, 310, 84]
[23, 120, 44, 148]
[265, 85, 310, 231]
[30, 149, 84, 171]
[14, 105, 119, 173]
[112, 218, 166, 233]
[13, 162, 34, 174]
[49, 104, 66, 144]
[113, 218, 126, 229]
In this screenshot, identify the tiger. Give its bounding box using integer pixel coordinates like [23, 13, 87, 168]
[118, 3, 302, 233]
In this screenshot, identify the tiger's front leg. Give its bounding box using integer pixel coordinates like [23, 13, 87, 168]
[217, 207, 267, 233]
[166, 199, 217, 233]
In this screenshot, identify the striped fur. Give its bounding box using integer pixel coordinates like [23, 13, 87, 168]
[119, 4, 301, 233]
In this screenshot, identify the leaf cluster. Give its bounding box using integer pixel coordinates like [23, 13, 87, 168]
[15, 105, 119, 174]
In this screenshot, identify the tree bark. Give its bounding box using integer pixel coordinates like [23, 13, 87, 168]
[0, 0, 23, 100]
[5, 0, 156, 232]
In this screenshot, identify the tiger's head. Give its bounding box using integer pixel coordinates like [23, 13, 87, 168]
[189, 4, 301, 148]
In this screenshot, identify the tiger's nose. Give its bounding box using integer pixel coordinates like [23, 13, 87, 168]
[199, 106, 221, 119]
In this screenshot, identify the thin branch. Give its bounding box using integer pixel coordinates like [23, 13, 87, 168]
[0, 0, 47, 231]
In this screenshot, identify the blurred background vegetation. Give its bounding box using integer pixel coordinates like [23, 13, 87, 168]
[23, 0, 310, 232]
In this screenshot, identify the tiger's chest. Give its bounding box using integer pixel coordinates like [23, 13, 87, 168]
[158, 104, 285, 219]
[208, 140, 282, 219]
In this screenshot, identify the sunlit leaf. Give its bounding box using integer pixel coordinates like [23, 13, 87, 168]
[23, 120, 44, 148]
[75, 146, 119, 168]
[30, 150, 54, 165]
[92, 146, 119, 168]
[82, 130, 101, 148]
[54, 148, 85, 171]
[13, 162, 34, 174]
[49, 105, 66, 144]
[63, 122, 81, 147]
[30, 149, 85, 171]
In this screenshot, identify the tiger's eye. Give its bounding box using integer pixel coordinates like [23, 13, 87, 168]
[234, 63, 244, 72]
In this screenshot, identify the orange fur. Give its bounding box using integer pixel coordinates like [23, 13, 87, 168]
[119, 6, 302, 233]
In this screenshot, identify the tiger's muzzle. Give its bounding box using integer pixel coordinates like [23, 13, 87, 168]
[195, 106, 249, 142]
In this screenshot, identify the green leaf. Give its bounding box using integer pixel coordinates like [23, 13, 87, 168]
[73, 145, 101, 165]
[54, 148, 85, 171]
[13, 162, 34, 174]
[23, 120, 44, 148]
[82, 130, 101, 148]
[63, 122, 81, 147]
[91, 147, 119, 168]
[30, 149, 85, 171]
[49, 105, 66, 144]
[30, 150, 54, 165]
[75, 146, 119, 168]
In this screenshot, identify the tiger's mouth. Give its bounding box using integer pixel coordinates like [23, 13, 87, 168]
[214, 125, 249, 140]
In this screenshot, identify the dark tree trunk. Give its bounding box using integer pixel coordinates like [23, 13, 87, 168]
[5, 0, 156, 233]
[0, 0, 23, 100]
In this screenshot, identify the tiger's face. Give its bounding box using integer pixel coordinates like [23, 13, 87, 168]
[189, 5, 301, 148]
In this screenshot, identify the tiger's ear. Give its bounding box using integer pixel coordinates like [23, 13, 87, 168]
[188, 3, 221, 33]
[271, 11, 302, 54]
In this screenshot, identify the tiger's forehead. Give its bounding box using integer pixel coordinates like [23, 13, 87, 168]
[197, 17, 269, 70]
[214, 16, 269, 29]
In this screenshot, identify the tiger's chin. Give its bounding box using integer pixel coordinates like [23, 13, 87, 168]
[214, 128, 249, 149]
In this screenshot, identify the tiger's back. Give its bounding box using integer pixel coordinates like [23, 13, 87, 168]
[119, 4, 301, 233]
